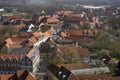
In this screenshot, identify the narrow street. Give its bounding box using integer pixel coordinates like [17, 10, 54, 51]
[34, 47, 48, 80]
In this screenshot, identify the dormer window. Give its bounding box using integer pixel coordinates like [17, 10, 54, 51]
[12, 58, 17, 62]
[6, 58, 10, 63]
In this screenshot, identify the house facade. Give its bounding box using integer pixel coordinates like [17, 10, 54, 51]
[0, 54, 33, 74]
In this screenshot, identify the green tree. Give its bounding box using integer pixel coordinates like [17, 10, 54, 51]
[81, 23, 90, 29]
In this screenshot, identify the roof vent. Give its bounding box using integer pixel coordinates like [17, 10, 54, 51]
[63, 75, 66, 78]
[59, 71, 62, 75]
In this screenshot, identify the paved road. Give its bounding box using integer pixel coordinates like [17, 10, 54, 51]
[35, 50, 48, 80]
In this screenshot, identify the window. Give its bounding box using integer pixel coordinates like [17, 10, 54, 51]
[6, 58, 10, 63]
[27, 62, 31, 66]
[14, 64, 16, 67]
[22, 58, 25, 61]
[8, 64, 10, 67]
[0, 58, 3, 62]
[11, 64, 13, 67]
[4, 64, 6, 67]
[17, 64, 19, 67]
[0, 64, 3, 67]
[21, 62, 25, 66]
[26, 58, 28, 61]
[12, 58, 17, 62]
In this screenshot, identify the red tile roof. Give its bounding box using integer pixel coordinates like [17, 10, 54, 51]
[61, 29, 100, 41]
[0, 74, 17, 80]
[29, 36, 38, 44]
[6, 37, 27, 43]
[47, 17, 59, 23]
[33, 31, 43, 38]
[6, 43, 22, 48]
[74, 74, 108, 80]
[0, 54, 26, 61]
[17, 70, 37, 80]
[57, 44, 90, 57]
[64, 29, 99, 36]
[5, 37, 27, 48]
[55, 10, 74, 15]
[68, 13, 81, 18]
[58, 64, 83, 70]
[0, 70, 36, 80]
[27, 48, 34, 59]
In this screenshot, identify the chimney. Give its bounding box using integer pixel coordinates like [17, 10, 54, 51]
[76, 41, 78, 47]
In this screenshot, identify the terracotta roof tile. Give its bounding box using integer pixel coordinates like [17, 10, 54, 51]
[0, 74, 17, 80]
[27, 48, 34, 59]
[29, 36, 38, 43]
[13, 24, 26, 29]
[0, 70, 36, 80]
[62, 29, 100, 41]
[58, 64, 83, 70]
[6, 37, 27, 43]
[6, 43, 22, 48]
[55, 10, 74, 15]
[47, 17, 59, 23]
[68, 13, 81, 17]
[17, 70, 36, 80]
[0, 54, 26, 61]
[33, 31, 43, 38]
[79, 48, 90, 56]
[71, 74, 109, 80]
[57, 44, 90, 57]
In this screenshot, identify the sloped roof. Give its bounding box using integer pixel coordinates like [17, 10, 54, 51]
[47, 64, 59, 75]
[55, 10, 74, 15]
[17, 70, 37, 80]
[29, 36, 38, 44]
[6, 37, 27, 43]
[0, 54, 26, 61]
[57, 44, 90, 57]
[6, 43, 22, 48]
[0, 74, 17, 80]
[47, 17, 59, 23]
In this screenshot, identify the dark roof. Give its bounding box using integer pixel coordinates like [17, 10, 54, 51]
[47, 64, 59, 75]
[55, 39, 73, 43]
[55, 66, 71, 80]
